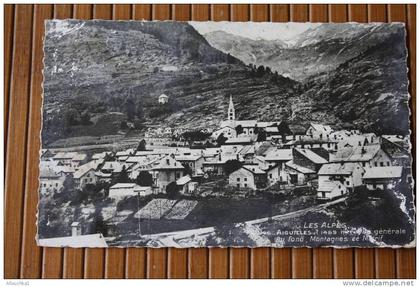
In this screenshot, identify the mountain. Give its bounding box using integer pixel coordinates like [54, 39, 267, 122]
[203, 23, 405, 82]
[42, 20, 298, 145]
[292, 25, 410, 135]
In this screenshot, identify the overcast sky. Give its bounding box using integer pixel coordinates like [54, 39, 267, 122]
[189, 21, 321, 42]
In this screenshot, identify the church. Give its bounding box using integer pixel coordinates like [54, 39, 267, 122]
[212, 95, 279, 139]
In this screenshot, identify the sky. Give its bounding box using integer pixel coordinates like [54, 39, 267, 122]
[189, 21, 321, 43]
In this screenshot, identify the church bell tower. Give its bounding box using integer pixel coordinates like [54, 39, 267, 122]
[228, 95, 235, 122]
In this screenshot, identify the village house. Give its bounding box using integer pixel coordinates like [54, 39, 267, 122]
[317, 180, 347, 200]
[158, 93, 169, 104]
[212, 126, 237, 139]
[284, 148, 327, 185]
[39, 168, 66, 195]
[109, 183, 152, 200]
[151, 155, 185, 193]
[306, 123, 333, 140]
[228, 164, 267, 190]
[52, 152, 86, 168]
[175, 154, 205, 176]
[362, 166, 403, 190]
[318, 162, 365, 194]
[176, 175, 198, 194]
[73, 161, 98, 189]
[331, 145, 392, 168]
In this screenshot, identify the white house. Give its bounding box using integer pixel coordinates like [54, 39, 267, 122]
[158, 93, 169, 104]
[109, 183, 152, 200]
[151, 155, 185, 193]
[306, 123, 333, 140]
[212, 126, 237, 139]
[317, 180, 347, 200]
[228, 165, 266, 190]
[362, 166, 403, 190]
[39, 168, 66, 195]
[318, 162, 365, 192]
[331, 145, 392, 168]
[73, 161, 98, 189]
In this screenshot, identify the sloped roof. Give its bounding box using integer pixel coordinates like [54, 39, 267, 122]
[225, 136, 252, 144]
[285, 160, 315, 174]
[152, 156, 184, 170]
[318, 180, 344, 193]
[363, 166, 403, 179]
[295, 148, 328, 164]
[331, 145, 380, 162]
[310, 123, 333, 133]
[74, 161, 98, 179]
[243, 165, 266, 174]
[265, 149, 292, 161]
[175, 154, 202, 161]
[110, 183, 141, 189]
[40, 168, 61, 179]
[176, 175, 192, 185]
[318, 162, 362, 175]
[235, 120, 258, 128]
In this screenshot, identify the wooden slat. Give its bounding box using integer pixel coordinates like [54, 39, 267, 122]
[105, 248, 125, 279]
[271, 248, 292, 279]
[188, 248, 208, 278]
[334, 249, 354, 279]
[4, 4, 34, 279]
[166, 5, 191, 279]
[41, 6, 73, 278]
[392, 5, 416, 279]
[152, 4, 170, 20]
[188, 5, 211, 278]
[270, 4, 289, 21]
[289, 3, 313, 279]
[249, 6, 271, 279]
[147, 248, 167, 278]
[310, 6, 333, 278]
[82, 4, 112, 279]
[348, 4, 376, 280]
[368, 4, 387, 22]
[230, 248, 249, 278]
[292, 248, 313, 278]
[396, 248, 416, 278]
[63, 248, 84, 278]
[20, 4, 53, 279]
[329, 4, 347, 23]
[60, 4, 93, 279]
[192, 4, 210, 21]
[368, 4, 397, 279]
[211, 4, 230, 21]
[93, 4, 112, 20]
[228, 4, 251, 279]
[208, 248, 229, 279]
[269, 5, 291, 279]
[113, 4, 131, 20]
[207, 5, 230, 279]
[133, 4, 152, 20]
[123, 3, 151, 279]
[4, 4, 14, 155]
[125, 248, 146, 279]
[328, 4, 354, 280]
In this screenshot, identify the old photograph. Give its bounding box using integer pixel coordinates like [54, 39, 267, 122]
[38, 20, 414, 248]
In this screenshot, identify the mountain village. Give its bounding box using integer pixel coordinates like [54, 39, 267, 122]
[38, 95, 412, 245]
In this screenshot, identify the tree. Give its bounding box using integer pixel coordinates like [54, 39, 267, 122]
[113, 165, 130, 184]
[166, 181, 179, 199]
[182, 163, 193, 176]
[216, 133, 227, 146]
[137, 139, 147, 151]
[235, 125, 243, 136]
[224, 159, 243, 175]
[126, 98, 135, 121]
[257, 129, 267, 142]
[136, 171, 153, 186]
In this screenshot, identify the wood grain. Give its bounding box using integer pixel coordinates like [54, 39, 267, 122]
[20, 4, 53, 279]
[3, 4, 416, 279]
[40, 6, 69, 277]
[4, 4, 34, 279]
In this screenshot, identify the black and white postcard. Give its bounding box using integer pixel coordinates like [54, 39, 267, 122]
[38, 20, 414, 248]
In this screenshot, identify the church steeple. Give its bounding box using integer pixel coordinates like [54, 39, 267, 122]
[228, 95, 235, 121]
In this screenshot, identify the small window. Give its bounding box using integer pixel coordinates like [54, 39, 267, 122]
[387, 162, 390, 166]
[237, 184, 240, 188]
[237, 178, 240, 182]
[244, 184, 248, 187]
[55, 183, 58, 187]
[374, 162, 378, 167]
[244, 178, 247, 182]
[380, 162, 384, 167]
[269, 174, 273, 179]
[346, 181, 350, 186]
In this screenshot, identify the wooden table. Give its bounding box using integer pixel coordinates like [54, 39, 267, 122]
[4, 3, 416, 279]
